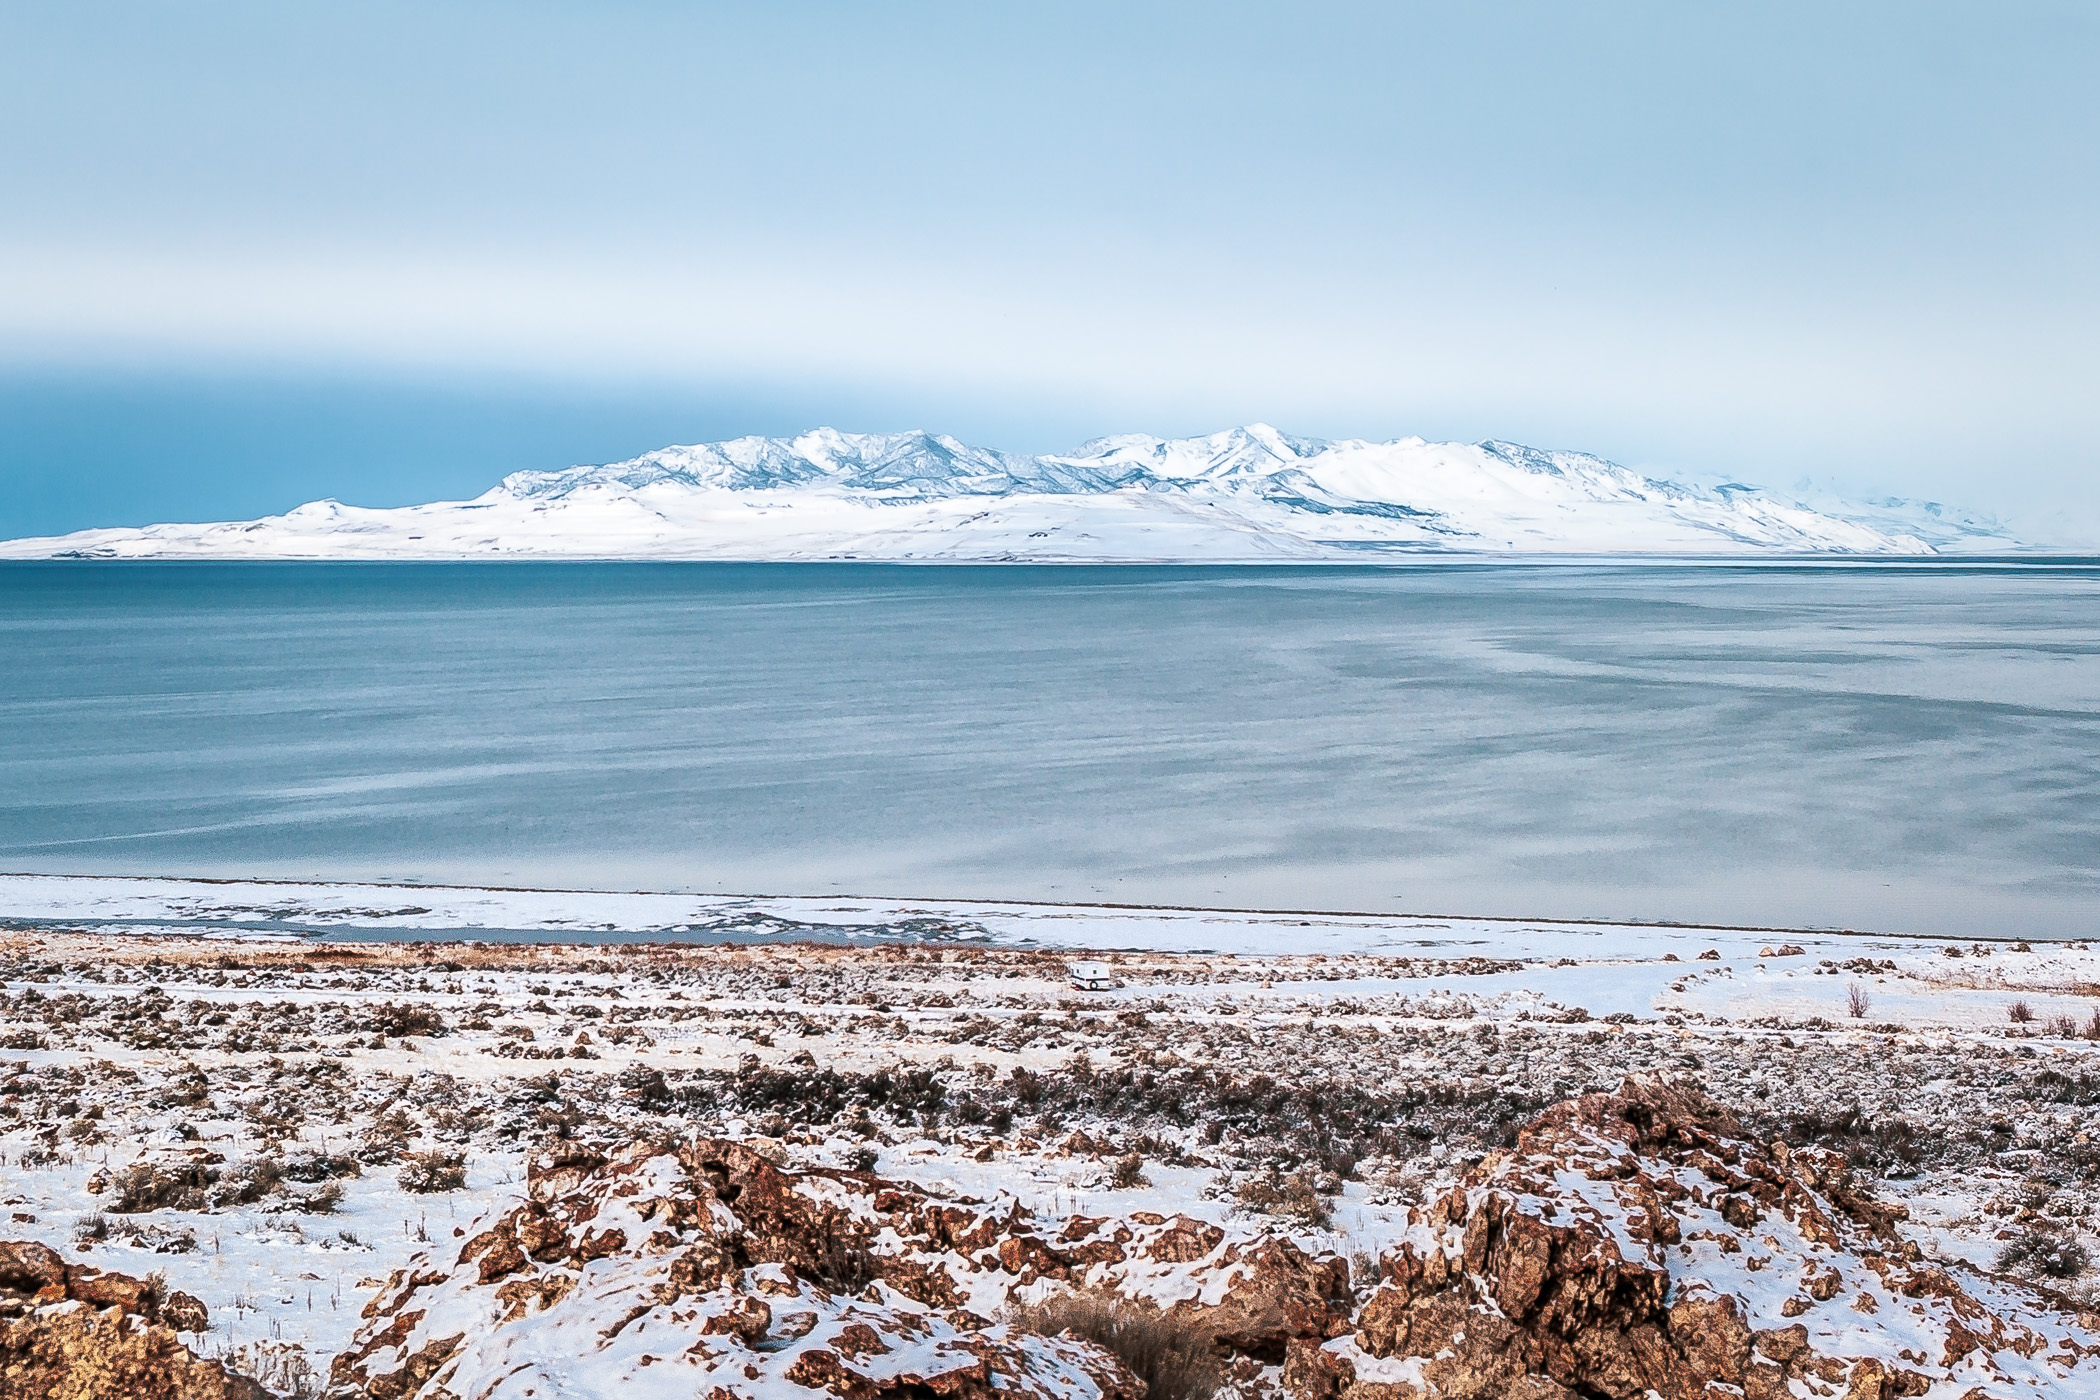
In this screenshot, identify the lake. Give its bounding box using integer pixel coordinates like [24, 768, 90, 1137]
[2, 560, 2096, 937]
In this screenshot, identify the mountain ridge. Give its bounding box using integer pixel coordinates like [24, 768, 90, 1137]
[0, 425, 2022, 560]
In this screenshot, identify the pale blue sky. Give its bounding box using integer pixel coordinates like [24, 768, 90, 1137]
[3, 2, 2096, 540]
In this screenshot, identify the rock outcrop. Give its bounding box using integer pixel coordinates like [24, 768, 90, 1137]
[0, 1240, 264, 1400]
[328, 1085, 2100, 1400]
[1329, 1081, 2094, 1400]
[331, 1138, 1345, 1400]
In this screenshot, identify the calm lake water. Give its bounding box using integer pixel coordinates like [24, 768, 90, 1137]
[2, 561, 2096, 937]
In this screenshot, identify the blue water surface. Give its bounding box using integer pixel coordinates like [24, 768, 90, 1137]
[1, 560, 2095, 937]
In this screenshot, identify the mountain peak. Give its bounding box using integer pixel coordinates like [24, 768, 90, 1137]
[0, 426, 2021, 561]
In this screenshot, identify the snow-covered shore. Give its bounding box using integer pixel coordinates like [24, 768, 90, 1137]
[6, 872, 2093, 1032]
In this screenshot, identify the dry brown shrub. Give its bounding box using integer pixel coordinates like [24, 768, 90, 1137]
[1234, 1168, 1335, 1228]
[398, 1149, 467, 1193]
[1010, 1289, 1220, 1400]
[1997, 1226, 2090, 1280]
[1110, 1151, 1149, 1189]
[366, 1002, 449, 1038]
[108, 1160, 213, 1213]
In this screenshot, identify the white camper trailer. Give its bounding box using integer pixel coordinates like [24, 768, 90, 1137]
[1067, 961, 1115, 991]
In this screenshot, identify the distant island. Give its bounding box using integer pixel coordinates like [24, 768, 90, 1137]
[0, 424, 2017, 559]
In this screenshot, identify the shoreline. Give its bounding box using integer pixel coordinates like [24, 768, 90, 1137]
[0, 871, 2075, 948]
[6, 553, 2099, 566]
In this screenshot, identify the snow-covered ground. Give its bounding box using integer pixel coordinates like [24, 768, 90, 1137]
[3, 900, 2096, 1394]
[0, 425, 2018, 560]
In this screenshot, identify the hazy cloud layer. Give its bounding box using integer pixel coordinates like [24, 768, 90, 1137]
[3, 3, 2095, 541]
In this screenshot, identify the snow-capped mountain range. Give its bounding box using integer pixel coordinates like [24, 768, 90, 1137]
[0, 425, 2018, 560]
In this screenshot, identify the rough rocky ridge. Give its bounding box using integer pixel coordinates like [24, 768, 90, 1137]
[321, 1083, 2100, 1400]
[328, 1132, 1360, 1399]
[1336, 1081, 2096, 1400]
[330, 1131, 1362, 1398]
[0, 1239, 262, 1400]
[333, 1136, 1256, 1400]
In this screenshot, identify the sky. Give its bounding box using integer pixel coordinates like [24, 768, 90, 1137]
[3, 1, 2097, 543]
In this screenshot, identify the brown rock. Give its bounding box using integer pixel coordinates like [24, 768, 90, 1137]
[1752, 1324, 1810, 1366]
[1841, 1356, 1892, 1400]
[1281, 1336, 1355, 1400]
[1201, 1237, 1352, 1361]
[64, 1270, 157, 1320]
[0, 1241, 266, 1400]
[161, 1293, 209, 1335]
[783, 1344, 996, 1399]
[1742, 1360, 1790, 1400]
[1338, 1385, 1426, 1400]
[1145, 1215, 1224, 1263]
[1501, 1380, 1578, 1400]
[1339, 1081, 2066, 1400]
[0, 1241, 68, 1297]
[1667, 1292, 1750, 1384]
[460, 1224, 528, 1284]
[700, 1296, 773, 1346]
[995, 1234, 1070, 1280]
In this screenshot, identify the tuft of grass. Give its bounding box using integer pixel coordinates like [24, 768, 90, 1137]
[1772, 1106, 1921, 1173]
[291, 1182, 345, 1214]
[217, 1341, 322, 1400]
[281, 1151, 363, 1184]
[398, 1149, 467, 1194]
[1010, 1289, 1220, 1400]
[364, 1003, 448, 1039]
[110, 1160, 214, 1214]
[209, 1155, 285, 1209]
[1234, 1168, 1336, 1229]
[2009, 1000, 2036, 1025]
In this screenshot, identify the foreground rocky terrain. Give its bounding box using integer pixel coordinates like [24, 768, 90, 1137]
[0, 1238, 261, 1399]
[0, 928, 2096, 1397]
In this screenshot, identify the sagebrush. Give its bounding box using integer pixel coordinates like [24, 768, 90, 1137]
[1010, 1289, 1220, 1400]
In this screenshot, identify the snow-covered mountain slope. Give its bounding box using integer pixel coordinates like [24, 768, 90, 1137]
[0, 425, 2020, 559]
